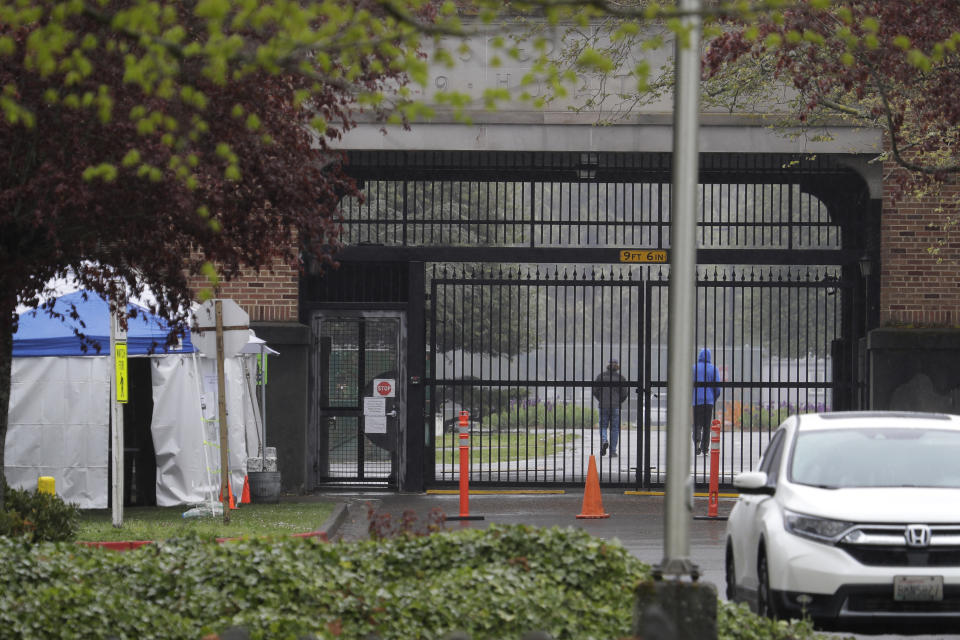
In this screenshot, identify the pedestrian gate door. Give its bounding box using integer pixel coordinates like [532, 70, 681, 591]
[313, 312, 405, 485]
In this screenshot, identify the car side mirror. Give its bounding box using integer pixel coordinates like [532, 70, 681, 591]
[733, 471, 775, 495]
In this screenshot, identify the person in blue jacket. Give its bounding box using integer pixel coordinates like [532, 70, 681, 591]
[692, 348, 722, 455]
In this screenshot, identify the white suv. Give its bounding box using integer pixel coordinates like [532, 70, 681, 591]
[725, 411, 960, 627]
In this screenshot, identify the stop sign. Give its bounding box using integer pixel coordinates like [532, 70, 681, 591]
[374, 378, 395, 397]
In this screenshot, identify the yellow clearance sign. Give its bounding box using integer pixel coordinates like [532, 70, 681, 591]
[115, 343, 128, 403]
[619, 249, 668, 263]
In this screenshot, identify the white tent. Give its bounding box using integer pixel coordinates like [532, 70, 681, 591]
[5, 291, 265, 508]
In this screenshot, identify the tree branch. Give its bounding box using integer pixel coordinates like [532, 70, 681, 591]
[871, 65, 960, 175]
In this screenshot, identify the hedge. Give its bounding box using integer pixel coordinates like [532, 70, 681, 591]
[0, 524, 828, 640]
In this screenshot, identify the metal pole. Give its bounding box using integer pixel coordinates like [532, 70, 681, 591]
[658, 0, 701, 579]
[259, 345, 266, 456]
[110, 309, 124, 528]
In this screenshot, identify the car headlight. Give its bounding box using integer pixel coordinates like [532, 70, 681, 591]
[783, 510, 855, 544]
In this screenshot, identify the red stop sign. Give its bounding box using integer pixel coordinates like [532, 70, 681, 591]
[376, 380, 392, 396]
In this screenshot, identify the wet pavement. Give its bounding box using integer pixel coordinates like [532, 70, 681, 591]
[313, 490, 732, 590]
[307, 490, 957, 640]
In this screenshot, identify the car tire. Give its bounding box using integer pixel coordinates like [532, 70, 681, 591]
[725, 544, 737, 602]
[756, 547, 779, 619]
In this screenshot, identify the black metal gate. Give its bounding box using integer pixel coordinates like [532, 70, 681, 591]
[427, 264, 851, 489]
[643, 267, 853, 489]
[430, 266, 645, 487]
[306, 150, 875, 490]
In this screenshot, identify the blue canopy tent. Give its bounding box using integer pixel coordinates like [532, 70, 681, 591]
[13, 290, 194, 357]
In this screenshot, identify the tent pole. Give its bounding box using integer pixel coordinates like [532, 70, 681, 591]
[259, 345, 266, 454]
[191, 352, 219, 514]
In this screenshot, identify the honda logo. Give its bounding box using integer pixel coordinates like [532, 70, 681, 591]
[905, 524, 931, 548]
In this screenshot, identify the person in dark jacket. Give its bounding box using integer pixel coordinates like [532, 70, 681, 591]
[593, 358, 629, 457]
[692, 348, 722, 455]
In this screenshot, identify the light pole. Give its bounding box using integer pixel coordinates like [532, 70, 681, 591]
[634, 2, 719, 637]
[658, 0, 702, 582]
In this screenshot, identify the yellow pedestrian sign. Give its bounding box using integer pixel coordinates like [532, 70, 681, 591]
[115, 342, 128, 403]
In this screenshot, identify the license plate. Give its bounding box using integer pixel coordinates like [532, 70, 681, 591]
[894, 575, 943, 601]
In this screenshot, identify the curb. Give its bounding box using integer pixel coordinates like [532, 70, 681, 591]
[317, 502, 350, 540]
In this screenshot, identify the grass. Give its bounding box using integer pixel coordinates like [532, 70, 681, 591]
[77, 501, 336, 542]
[435, 432, 578, 464]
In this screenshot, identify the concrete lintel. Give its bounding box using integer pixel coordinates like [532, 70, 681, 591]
[338, 121, 883, 156]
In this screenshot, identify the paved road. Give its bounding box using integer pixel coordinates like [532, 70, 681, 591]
[317, 490, 955, 640]
[431, 424, 773, 487]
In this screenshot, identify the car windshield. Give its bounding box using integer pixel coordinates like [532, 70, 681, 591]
[790, 427, 960, 488]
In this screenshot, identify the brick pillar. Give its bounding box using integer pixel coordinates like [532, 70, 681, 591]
[186, 256, 299, 322]
[881, 162, 960, 327]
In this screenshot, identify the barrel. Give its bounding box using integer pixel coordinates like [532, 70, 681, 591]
[247, 471, 281, 504]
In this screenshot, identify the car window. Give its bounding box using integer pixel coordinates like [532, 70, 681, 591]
[789, 427, 960, 488]
[758, 429, 785, 484]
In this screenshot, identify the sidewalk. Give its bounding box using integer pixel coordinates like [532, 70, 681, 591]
[308, 490, 735, 592]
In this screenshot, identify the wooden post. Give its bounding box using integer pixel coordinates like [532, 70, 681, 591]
[215, 300, 230, 523]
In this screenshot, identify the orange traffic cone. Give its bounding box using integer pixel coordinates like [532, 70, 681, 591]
[220, 480, 237, 510]
[240, 475, 251, 504]
[576, 455, 610, 519]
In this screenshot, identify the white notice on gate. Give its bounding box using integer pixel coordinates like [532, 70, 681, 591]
[365, 415, 387, 434]
[363, 397, 386, 416]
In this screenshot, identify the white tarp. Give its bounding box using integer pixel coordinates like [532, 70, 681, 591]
[6, 352, 259, 509]
[149, 354, 251, 507]
[5, 357, 110, 508]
